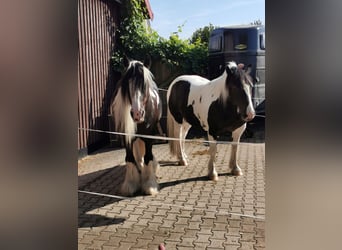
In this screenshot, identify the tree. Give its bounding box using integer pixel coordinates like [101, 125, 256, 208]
[189, 23, 216, 46]
[112, 0, 210, 78]
[251, 19, 263, 25]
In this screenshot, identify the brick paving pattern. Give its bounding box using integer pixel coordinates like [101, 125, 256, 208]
[78, 137, 265, 250]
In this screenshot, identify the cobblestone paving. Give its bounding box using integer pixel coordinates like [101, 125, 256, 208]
[78, 140, 265, 250]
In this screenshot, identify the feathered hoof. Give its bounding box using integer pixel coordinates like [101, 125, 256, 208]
[231, 166, 243, 176]
[142, 185, 159, 195]
[121, 162, 141, 196]
[141, 161, 159, 195]
[120, 182, 138, 197]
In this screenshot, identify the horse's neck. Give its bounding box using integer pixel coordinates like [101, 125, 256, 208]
[210, 71, 227, 87]
[203, 72, 228, 100]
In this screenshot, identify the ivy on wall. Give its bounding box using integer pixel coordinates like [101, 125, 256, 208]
[112, 0, 209, 79]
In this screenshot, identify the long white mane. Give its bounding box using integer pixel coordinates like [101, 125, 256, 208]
[111, 86, 136, 145]
[110, 60, 158, 145]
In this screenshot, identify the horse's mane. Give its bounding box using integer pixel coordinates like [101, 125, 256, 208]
[217, 61, 253, 106]
[119, 61, 157, 100]
[110, 60, 158, 145]
[228, 61, 253, 87]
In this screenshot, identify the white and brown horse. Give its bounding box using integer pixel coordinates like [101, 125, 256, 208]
[167, 61, 255, 180]
[111, 57, 162, 196]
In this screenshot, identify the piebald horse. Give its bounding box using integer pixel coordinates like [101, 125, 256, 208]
[111, 57, 162, 196]
[167, 61, 255, 180]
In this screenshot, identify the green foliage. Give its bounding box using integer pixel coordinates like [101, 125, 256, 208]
[112, 0, 209, 77]
[189, 23, 216, 47]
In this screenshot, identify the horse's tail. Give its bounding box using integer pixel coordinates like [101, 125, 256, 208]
[167, 106, 177, 156]
[167, 87, 180, 157]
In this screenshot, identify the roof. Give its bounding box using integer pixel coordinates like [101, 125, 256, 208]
[211, 25, 264, 35]
[143, 0, 154, 20]
[220, 24, 264, 29]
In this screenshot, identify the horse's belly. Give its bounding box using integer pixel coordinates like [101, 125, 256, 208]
[187, 90, 216, 131]
[182, 109, 207, 132]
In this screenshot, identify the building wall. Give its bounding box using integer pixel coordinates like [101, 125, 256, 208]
[78, 0, 121, 155]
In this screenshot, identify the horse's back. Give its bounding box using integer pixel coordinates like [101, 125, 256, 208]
[170, 75, 209, 88]
[167, 75, 209, 101]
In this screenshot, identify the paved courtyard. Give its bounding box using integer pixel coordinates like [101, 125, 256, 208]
[78, 134, 265, 249]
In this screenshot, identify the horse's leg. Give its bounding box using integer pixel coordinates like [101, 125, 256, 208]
[168, 109, 188, 166]
[173, 122, 188, 166]
[207, 134, 218, 181]
[133, 138, 145, 171]
[229, 123, 247, 176]
[179, 122, 191, 165]
[141, 139, 159, 195]
[121, 145, 141, 196]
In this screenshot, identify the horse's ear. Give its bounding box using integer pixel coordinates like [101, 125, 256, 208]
[144, 55, 152, 69]
[123, 55, 130, 68]
[245, 64, 253, 74]
[226, 61, 237, 76]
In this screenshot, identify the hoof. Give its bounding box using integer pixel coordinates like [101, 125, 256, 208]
[120, 184, 136, 197]
[142, 186, 159, 195]
[208, 169, 218, 181]
[231, 167, 243, 176]
[179, 159, 188, 166]
[208, 173, 219, 181]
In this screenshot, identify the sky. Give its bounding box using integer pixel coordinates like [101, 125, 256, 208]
[148, 0, 265, 39]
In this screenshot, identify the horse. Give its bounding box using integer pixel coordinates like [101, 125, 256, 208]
[167, 61, 255, 180]
[110, 57, 162, 196]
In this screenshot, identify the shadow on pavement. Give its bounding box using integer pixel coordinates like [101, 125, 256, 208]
[78, 193, 126, 228]
[159, 172, 235, 190]
[78, 165, 127, 228]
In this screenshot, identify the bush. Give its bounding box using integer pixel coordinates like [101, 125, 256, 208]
[112, 0, 209, 79]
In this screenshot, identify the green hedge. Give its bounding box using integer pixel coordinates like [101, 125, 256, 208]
[112, 0, 208, 79]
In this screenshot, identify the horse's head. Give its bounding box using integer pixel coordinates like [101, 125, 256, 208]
[225, 62, 256, 122]
[121, 57, 153, 123]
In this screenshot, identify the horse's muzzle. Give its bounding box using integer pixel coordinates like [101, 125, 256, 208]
[243, 111, 255, 122]
[130, 109, 145, 123]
